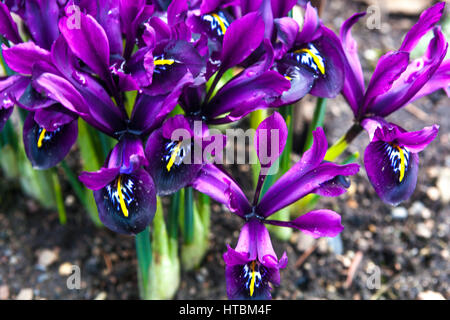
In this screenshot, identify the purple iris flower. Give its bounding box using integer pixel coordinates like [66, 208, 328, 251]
[142, 8, 289, 195]
[192, 112, 360, 299]
[269, 2, 346, 106]
[144, 114, 216, 196]
[361, 117, 439, 206]
[18, 4, 198, 233]
[179, 16, 290, 124]
[0, 39, 86, 169]
[340, 2, 448, 205]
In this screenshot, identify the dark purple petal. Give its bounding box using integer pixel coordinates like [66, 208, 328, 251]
[296, 127, 328, 172]
[145, 126, 203, 196]
[265, 209, 344, 239]
[23, 112, 78, 169]
[258, 161, 359, 217]
[0, 107, 13, 132]
[34, 104, 77, 130]
[340, 12, 366, 115]
[96, 0, 123, 55]
[2, 42, 51, 75]
[399, 2, 445, 52]
[254, 111, 287, 170]
[220, 12, 265, 71]
[0, 2, 21, 43]
[15, 82, 55, 111]
[395, 124, 439, 153]
[360, 51, 410, 116]
[313, 174, 352, 197]
[240, 0, 263, 15]
[273, 17, 299, 60]
[120, 0, 154, 59]
[162, 115, 194, 139]
[94, 168, 157, 235]
[79, 167, 121, 190]
[112, 135, 149, 173]
[80, 136, 147, 189]
[130, 74, 193, 135]
[270, 0, 296, 18]
[364, 133, 419, 206]
[295, 2, 321, 44]
[309, 27, 346, 98]
[50, 37, 125, 135]
[191, 164, 251, 217]
[410, 60, 450, 101]
[256, 128, 359, 217]
[145, 40, 205, 96]
[33, 73, 89, 116]
[59, 11, 111, 80]
[206, 70, 290, 123]
[224, 220, 286, 300]
[167, 0, 188, 26]
[0, 75, 29, 109]
[272, 63, 315, 106]
[200, 0, 240, 15]
[368, 28, 448, 117]
[24, 0, 59, 50]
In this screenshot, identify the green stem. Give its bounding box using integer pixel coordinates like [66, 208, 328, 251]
[150, 197, 180, 299]
[51, 169, 67, 225]
[304, 97, 327, 152]
[168, 191, 180, 242]
[324, 123, 363, 161]
[135, 227, 152, 300]
[197, 192, 210, 238]
[184, 187, 194, 244]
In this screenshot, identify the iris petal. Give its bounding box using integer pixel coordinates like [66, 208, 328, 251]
[145, 128, 202, 196]
[94, 169, 156, 235]
[226, 260, 273, 300]
[364, 140, 419, 206]
[23, 113, 78, 169]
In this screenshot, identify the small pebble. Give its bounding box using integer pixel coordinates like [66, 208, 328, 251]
[94, 292, 107, 300]
[426, 187, 440, 201]
[37, 249, 58, 268]
[409, 201, 432, 219]
[59, 262, 74, 276]
[391, 207, 408, 220]
[418, 291, 445, 300]
[0, 285, 9, 300]
[416, 223, 432, 239]
[436, 168, 450, 203]
[16, 288, 33, 300]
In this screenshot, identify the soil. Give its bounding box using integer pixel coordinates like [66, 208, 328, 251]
[0, 0, 448, 300]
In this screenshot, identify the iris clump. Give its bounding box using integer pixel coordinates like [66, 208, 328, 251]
[0, 0, 448, 300]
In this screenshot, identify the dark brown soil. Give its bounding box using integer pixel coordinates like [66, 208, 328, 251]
[0, 0, 449, 300]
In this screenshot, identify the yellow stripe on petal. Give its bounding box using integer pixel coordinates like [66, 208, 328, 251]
[166, 142, 182, 172]
[37, 128, 47, 148]
[397, 146, 406, 182]
[117, 175, 129, 218]
[295, 48, 325, 75]
[249, 261, 256, 297]
[211, 13, 227, 35]
[154, 59, 175, 66]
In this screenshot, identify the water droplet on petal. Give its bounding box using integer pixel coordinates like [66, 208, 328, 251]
[72, 71, 87, 86]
